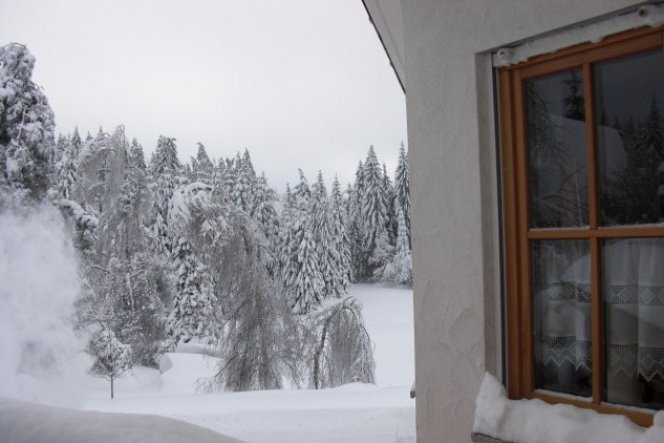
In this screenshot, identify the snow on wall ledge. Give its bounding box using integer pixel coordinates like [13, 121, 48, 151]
[473, 373, 664, 443]
[492, 3, 664, 67]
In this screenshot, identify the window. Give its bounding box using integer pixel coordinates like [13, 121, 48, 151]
[499, 26, 664, 426]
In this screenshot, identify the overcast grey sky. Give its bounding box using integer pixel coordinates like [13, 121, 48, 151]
[0, 0, 406, 191]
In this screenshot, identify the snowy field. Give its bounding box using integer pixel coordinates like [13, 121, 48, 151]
[5, 283, 414, 443]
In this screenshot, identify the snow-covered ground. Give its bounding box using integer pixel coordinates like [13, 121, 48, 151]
[75, 283, 415, 442]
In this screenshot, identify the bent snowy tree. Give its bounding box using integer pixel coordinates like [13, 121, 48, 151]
[309, 296, 375, 389]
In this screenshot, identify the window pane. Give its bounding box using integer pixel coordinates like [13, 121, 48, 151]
[526, 70, 589, 228]
[595, 50, 664, 226]
[603, 238, 664, 409]
[532, 239, 591, 396]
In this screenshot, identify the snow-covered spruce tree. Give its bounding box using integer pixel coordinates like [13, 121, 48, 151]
[211, 157, 226, 192]
[193, 142, 214, 185]
[167, 236, 217, 346]
[71, 127, 82, 156]
[347, 162, 366, 281]
[308, 296, 375, 389]
[252, 171, 279, 235]
[394, 142, 410, 248]
[281, 218, 324, 314]
[382, 207, 412, 286]
[50, 134, 67, 174]
[230, 150, 257, 213]
[51, 134, 78, 200]
[382, 162, 397, 243]
[147, 135, 182, 256]
[292, 168, 311, 211]
[329, 176, 352, 296]
[88, 318, 132, 399]
[129, 138, 146, 171]
[278, 169, 324, 314]
[166, 182, 228, 347]
[311, 171, 344, 299]
[0, 43, 56, 202]
[361, 146, 391, 280]
[251, 172, 280, 274]
[221, 156, 236, 195]
[275, 183, 295, 278]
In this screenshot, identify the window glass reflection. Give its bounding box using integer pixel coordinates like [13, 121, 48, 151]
[595, 50, 664, 226]
[526, 70, 589, 228]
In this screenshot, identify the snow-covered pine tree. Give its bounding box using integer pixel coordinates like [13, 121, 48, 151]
[0, 43, 56, 201]
[394, 142, 410, 248]
[361, 146, 391, 279]
[167, 236, 217, 346]
[382, 207, 412, 286]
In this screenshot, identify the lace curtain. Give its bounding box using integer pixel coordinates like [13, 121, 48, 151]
[534, 238, 664, 407]
[603, 238, 664, 406]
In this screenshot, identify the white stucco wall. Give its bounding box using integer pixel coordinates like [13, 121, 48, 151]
[400, 1, 645, 442]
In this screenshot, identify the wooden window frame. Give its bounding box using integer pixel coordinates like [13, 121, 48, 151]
[499, 25, 664, 427]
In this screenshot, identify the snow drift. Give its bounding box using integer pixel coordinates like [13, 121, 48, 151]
[0, 397, 243, 443]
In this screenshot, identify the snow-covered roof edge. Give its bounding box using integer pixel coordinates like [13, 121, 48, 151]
[493, 3, 664, 67]
[361, 0, 406, 93]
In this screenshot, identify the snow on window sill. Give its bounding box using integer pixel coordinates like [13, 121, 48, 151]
[473, 373, 664, 443]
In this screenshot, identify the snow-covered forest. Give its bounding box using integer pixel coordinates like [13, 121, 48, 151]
[0, 42, 412, 400]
